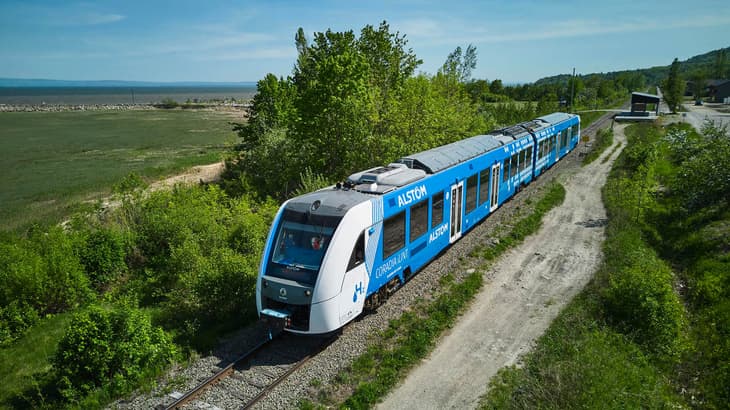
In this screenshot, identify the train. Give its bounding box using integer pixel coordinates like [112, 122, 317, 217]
[256, 112, 580, 334]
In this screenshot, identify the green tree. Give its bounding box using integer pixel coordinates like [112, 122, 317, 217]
[292, 28, 375, 177]
[713, 49, 727, 78]
[226, 23, 489, 199]
[689, 69, 707, 101]
[489, 79, 503, 95]
[440, 44, 477, 83]
[235, 73, 296, 149]
[663, 58, 685, 113]
[566, 75, 584, 110]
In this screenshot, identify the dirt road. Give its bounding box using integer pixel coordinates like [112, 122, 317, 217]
[378, 125, 627, 410]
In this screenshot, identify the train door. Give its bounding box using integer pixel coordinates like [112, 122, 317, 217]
[489, 163, 500, 212]
[449, 182, 463, 243]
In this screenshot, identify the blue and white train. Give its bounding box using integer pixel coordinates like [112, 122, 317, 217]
[256, 112, 580, 334]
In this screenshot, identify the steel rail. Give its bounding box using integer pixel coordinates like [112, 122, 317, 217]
[242, 334, 337, 409]
[161, 331, 280, 410]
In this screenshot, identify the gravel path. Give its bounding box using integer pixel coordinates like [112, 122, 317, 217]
[378, 124, 627, 410]
[110, 116, 615, 410]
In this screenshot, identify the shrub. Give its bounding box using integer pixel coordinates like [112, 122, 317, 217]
[0, 301, 39, 345]
[601, 243, 686, 360]
[78, 228, 128, 290]
[0, 227, 92, 316]
[53, 305, 176, 401]
[689, 258, 730, 307]
[29, 227, 94, 313]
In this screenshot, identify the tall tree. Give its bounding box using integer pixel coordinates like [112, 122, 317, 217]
[690, 70, 707, 101]
[293, 29, 375, 177]
[489, 79, 503, 94]
[663, 58, 685, 113]
[440, 44, 477, 83]
[713, 49, 727, 78]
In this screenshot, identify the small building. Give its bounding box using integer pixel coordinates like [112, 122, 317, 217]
[616, 92, 660, 122]
[707, 79, 730, 103]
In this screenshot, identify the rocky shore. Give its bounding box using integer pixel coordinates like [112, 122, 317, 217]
[0, 103, 157, 112]
[0, 103, 250, 112]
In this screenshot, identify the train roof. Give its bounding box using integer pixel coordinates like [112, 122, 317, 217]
[286, 188, 373, 219]
[537, 112, 576, 124]
[396, 134, 505, 174]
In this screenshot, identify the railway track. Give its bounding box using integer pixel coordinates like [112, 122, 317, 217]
[159, 329, 336, 409]
[583, 110, 615, 135]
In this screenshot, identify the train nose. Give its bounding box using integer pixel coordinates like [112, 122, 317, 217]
[260, 277, 314, 331]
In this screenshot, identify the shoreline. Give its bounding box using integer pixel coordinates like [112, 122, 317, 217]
[0, 102, 250, 113]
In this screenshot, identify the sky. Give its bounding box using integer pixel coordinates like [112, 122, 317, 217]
[1, 0, 729, 84]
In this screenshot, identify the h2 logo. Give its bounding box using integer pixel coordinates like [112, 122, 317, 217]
[353, 281, 364, 303]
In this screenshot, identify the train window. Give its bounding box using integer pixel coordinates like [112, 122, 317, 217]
[572, 124, 579, 136]
[410, 200, 429, 242]
[431, 191, 444, 228]
[383, 210, 405, 259]
[466, 174, 478, 213]
[526, 146, 533, 165]
[560, 129, 568, 148]
[519, 150, 526, 171]
[347, 232, 365, 271]
[479, 168, 490, 205]
[510, 154, 518, 177]
[503, 159, 509, 182]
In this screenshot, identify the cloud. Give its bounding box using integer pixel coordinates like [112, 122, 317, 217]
[397, 18, 445, 39]
[397, 14, 730, 46]
[78, 12, 125, 25]
[202, 47, 297, 61]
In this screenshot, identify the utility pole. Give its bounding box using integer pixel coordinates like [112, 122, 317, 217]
[570, 67, 575, 113]
[131, 88, 135, 105]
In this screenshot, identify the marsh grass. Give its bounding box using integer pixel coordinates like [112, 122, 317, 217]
[0, 109, 237, 230]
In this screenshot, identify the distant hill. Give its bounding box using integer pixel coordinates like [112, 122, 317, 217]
[535, 46, 730, 86]
[0, 78, 257, 88]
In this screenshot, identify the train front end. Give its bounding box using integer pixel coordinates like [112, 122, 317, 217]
[256, 189, 372, 334]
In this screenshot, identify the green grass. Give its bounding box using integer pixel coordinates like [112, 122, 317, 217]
[582, 127, 614, 166]
[0, 313, 73, 408]
[0, 109, 238, 230]
[481, 298, 680, 409]
[576, 110, 606, 129]
[302, 183, 566, 409]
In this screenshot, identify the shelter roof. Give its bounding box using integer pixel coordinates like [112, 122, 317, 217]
[631, 92, 660, 104]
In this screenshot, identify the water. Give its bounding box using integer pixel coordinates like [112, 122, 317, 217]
[0, 86, 257, 105]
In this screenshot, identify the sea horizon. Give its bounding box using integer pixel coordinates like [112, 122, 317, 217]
[0, 84, 257, 105]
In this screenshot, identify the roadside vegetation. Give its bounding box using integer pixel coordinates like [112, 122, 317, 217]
[582, 127, 614, 165]
[1, 20, 658, 409]
[480, 121, 729, 409]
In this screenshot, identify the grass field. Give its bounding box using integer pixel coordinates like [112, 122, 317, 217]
[0, 109, 240, 230]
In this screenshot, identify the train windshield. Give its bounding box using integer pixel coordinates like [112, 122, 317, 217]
[266, 214, 339, 285]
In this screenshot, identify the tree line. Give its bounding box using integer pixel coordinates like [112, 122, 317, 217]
[223, 22, 574, 201]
